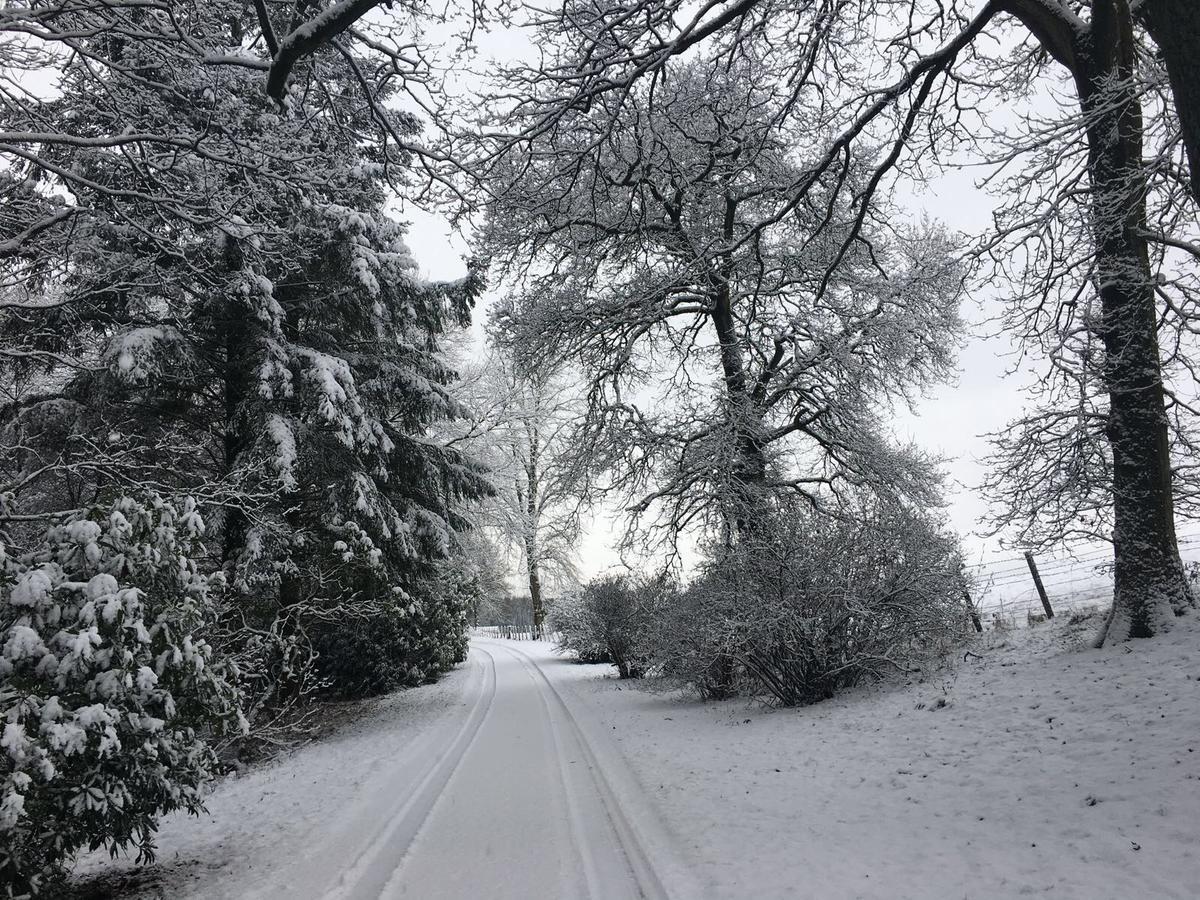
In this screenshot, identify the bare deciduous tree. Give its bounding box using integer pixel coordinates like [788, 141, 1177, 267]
[452, 347, 591, 630]
[479, 56, 964, 552]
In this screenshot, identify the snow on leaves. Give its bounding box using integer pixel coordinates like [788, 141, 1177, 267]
[0, 496, 241, 887]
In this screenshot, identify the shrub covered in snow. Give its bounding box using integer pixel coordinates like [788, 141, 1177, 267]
[651, 498, 967, 705]
[548, 593, 610, 664]
[550, 575, 667, 678]
[309, 561, 472, 698]
[0, 496, 241, 895]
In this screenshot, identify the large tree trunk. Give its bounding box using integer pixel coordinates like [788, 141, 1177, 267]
[711, 290, 769, 537]
[1140, 0, 1200, 205]
[710, 196, 769, 535]
[525, 539, 544, 634]
[1072, 0, 1195, 642]
[523, 438, 545, 634]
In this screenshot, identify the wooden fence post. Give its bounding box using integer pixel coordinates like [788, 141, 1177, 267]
[963, 589, 983, 633]
[1023, 551, 1055, 619]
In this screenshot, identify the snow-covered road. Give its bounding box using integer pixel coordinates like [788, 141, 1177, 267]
[314, 640, 672, 900]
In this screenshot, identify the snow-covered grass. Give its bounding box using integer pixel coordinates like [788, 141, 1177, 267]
[552, 613, 1200, 898]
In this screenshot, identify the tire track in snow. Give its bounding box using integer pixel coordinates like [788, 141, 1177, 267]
[489, 641, 675, 900]
[322, 645, 499, 900]
[492, 643, 612, 900]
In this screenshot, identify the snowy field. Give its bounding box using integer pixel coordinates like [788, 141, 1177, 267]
[72, 618, 1200, 899]
[552, 617, 1200, 899]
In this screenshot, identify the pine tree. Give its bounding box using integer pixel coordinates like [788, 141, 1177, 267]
[0, 2, 489, 714]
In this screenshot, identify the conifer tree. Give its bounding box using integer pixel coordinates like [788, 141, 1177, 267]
[0, 2, 488, 708]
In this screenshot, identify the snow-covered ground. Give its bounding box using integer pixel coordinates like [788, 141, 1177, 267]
[73, 617, 1200, 899]
[551, 615, 1200, 899]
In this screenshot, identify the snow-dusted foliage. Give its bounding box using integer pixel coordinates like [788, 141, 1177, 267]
[0, 496, 240, 894]
[651, 496, 968, 705]
[309, 559, 475, 698]
[550, 575, 665, 678]
[465, 0, 1200, 642]
[549, 594, 611, 666]
[450, 348, 591, 630]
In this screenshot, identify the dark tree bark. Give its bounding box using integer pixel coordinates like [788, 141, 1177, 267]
[1140, 0, 1200, 205]
[1077, 0, 1195, 640]
[266, 0, 386, 102]
[523, 443, 545, 633]
[709, 194, 770, 536]
[1005, 0, 1195, 641]
[525, 535, 544, 633]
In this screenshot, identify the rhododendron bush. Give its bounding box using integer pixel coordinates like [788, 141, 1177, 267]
[0, 495, 241, 895]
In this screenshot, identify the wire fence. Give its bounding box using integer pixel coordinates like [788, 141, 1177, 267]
[963, 531, 1200, 626]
